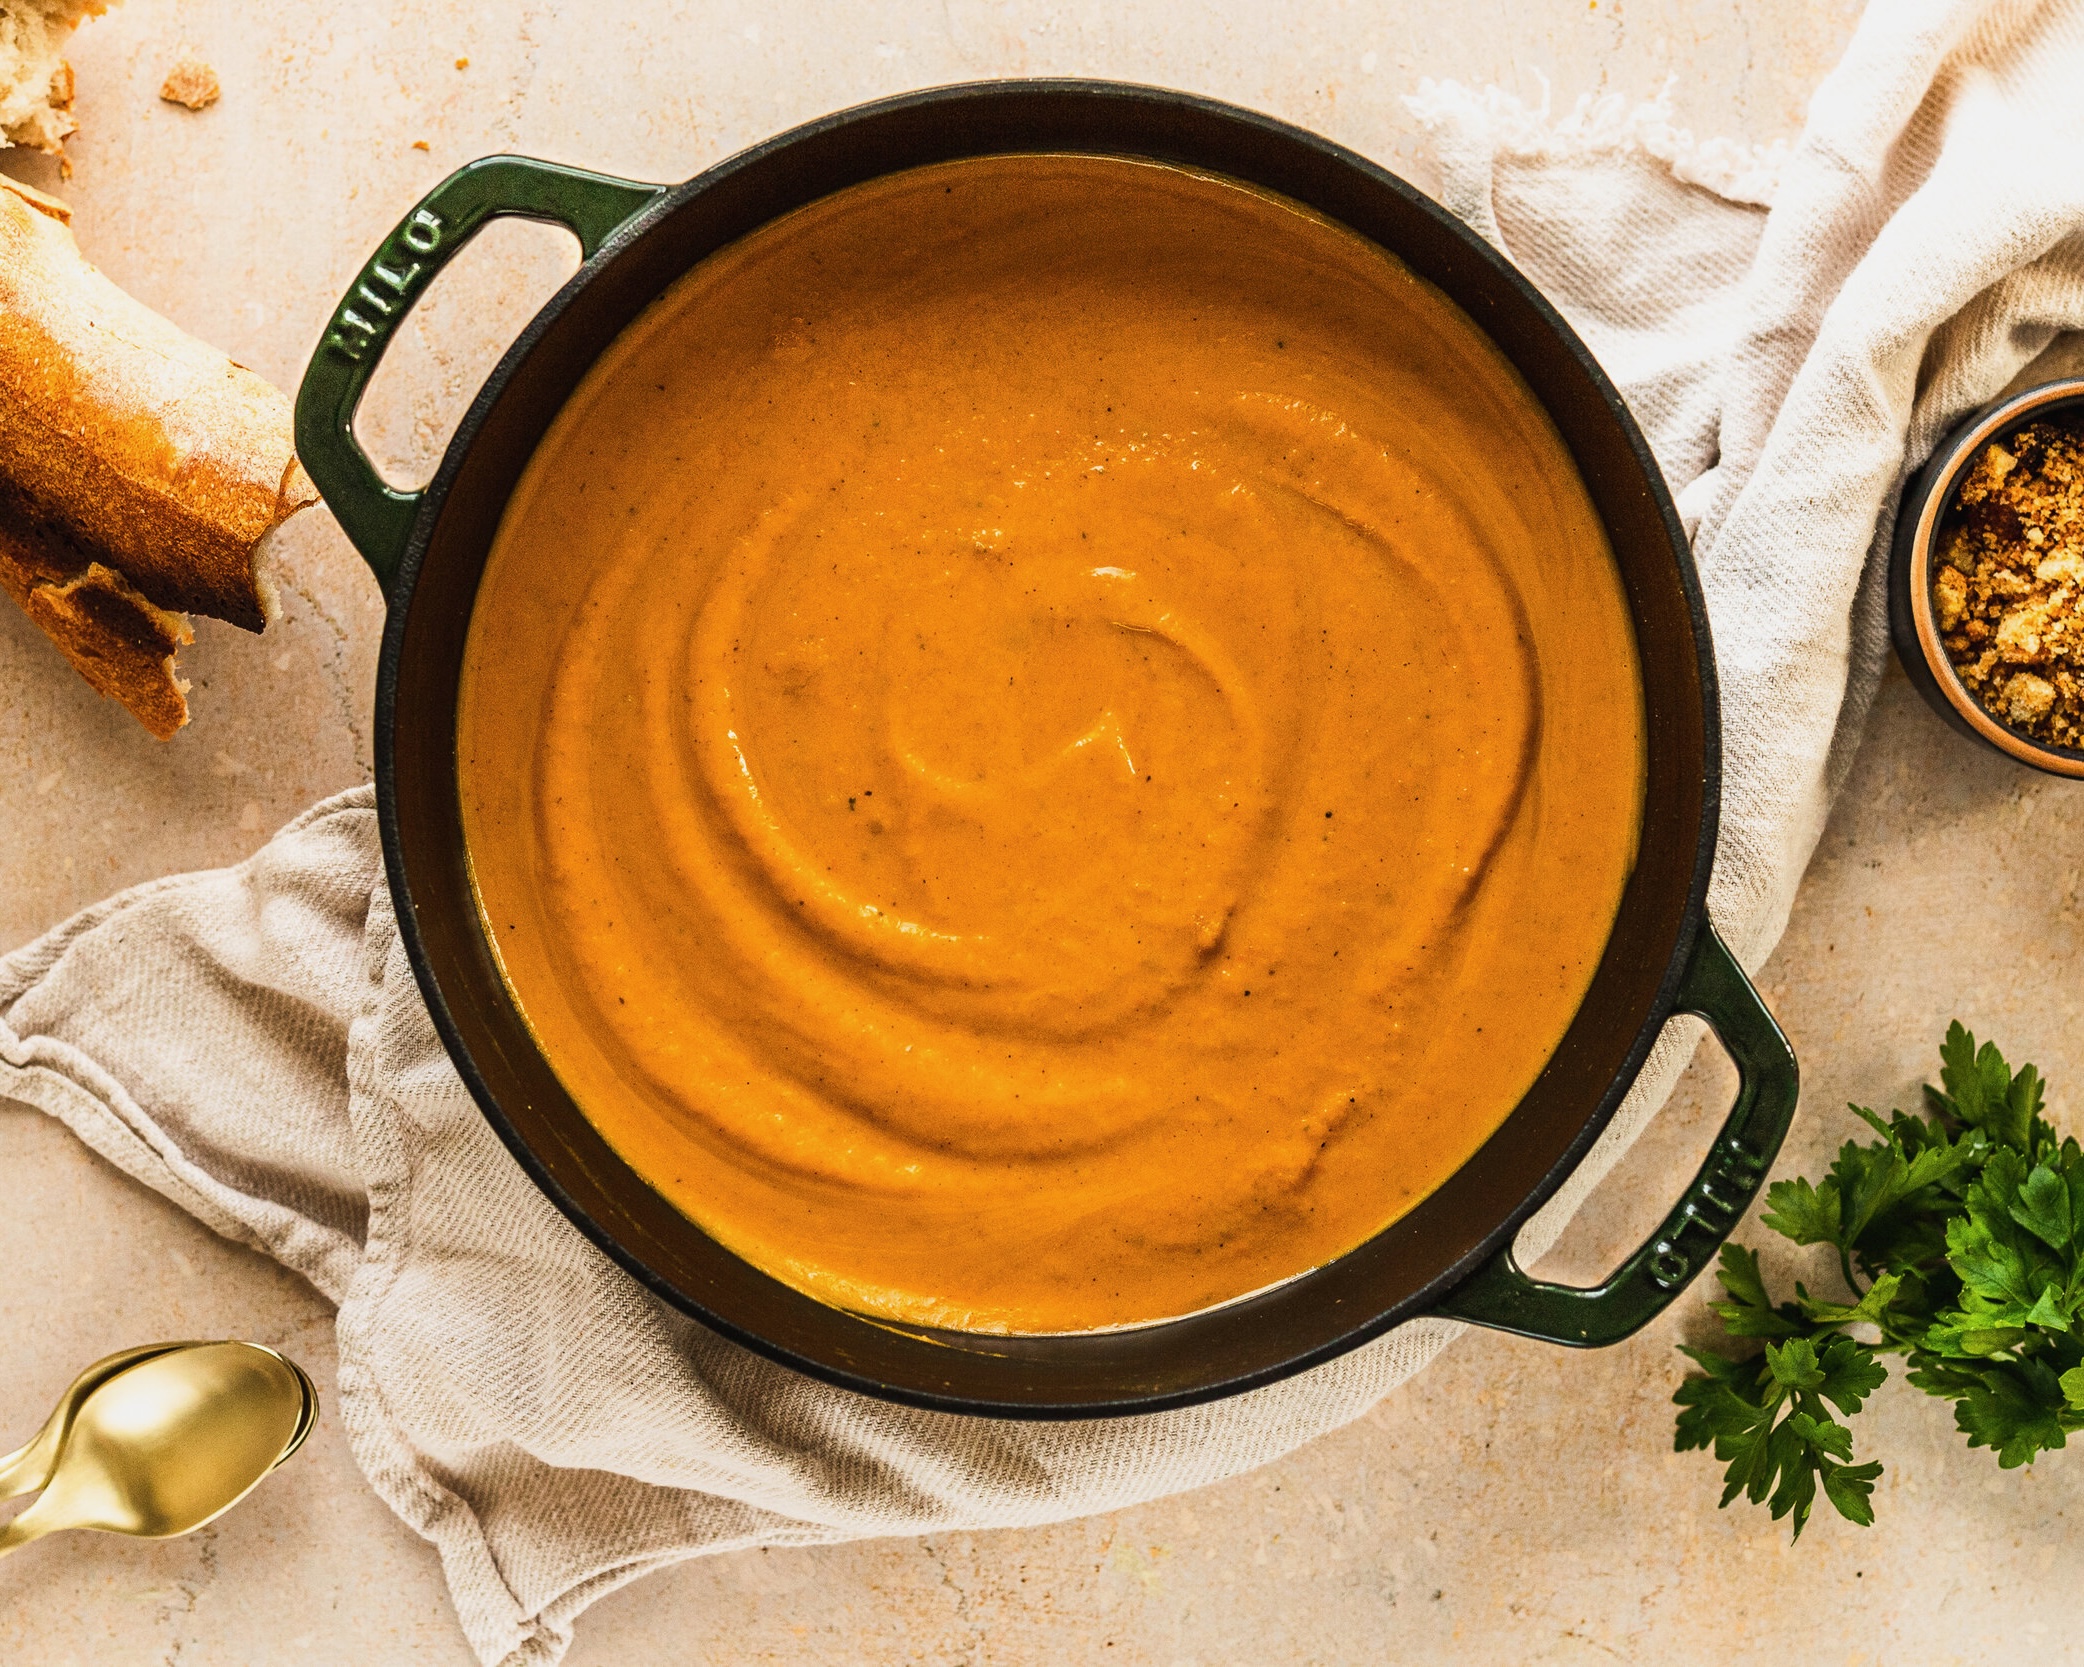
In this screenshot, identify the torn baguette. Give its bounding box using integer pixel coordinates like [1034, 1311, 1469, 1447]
[0, 173, 317, 736]
[0, 544, 191, 739]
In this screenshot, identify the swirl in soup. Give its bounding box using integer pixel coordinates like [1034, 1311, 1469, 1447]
[457, 155, 1645, 1332]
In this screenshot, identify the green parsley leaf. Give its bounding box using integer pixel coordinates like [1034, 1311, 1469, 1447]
[2059, 1365, 2084, 1410]
[1812, 1334, 1888, 1414]
[1954, 1359, 2071, 1468]
[1672, 1330, 1885, 1540]
[1763, 1335, 1823, 1392]
[1930, 1022, 2044, 1150]
[1799, 1270, 1904, 1329]
[2012, 1163, 2074, 1252]
[1944, 1201, 2042, 1321]
[1705, 1243, 1804, 1338]
[1675, 1023, 2083, 1536]
[1819, 1459, 1882, 1527]
[1786, 1408, 1854, 1459]
[1761, 1175, 1842, 1247]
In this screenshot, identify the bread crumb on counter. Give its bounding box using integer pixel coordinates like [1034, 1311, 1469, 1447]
[159, 55, 221, 111]
[1938, 419, 2084, 750]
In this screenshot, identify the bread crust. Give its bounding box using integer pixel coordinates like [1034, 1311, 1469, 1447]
[0, 177, 316, 628]
[0, 175, 316, 735]
[0, 529, 190, 739]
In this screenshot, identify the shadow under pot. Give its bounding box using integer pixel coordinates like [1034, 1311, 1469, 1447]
[1891, 378, 2084, 779]
[291, 80, 1798, 1417]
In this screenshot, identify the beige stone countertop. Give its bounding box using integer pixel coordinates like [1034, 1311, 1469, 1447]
[13, 2, 2082, 1663]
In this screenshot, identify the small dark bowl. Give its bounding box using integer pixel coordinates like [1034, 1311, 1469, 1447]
[1890, 378, 2084, 779]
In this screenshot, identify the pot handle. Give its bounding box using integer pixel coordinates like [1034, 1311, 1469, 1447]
[293, 155, 667, 598]
[1431, 920, 1797, 1347]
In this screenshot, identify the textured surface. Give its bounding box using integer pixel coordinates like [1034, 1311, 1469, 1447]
[20, 2, 2079, 1664]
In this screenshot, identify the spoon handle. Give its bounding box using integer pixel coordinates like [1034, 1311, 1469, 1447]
[0, 1493, 65, 1560]
[0, 1345, 186, 1501]
[0, 1419, 64, 1501]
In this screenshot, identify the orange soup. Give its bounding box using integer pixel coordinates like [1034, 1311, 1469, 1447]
[457, 155, 1645, 1333]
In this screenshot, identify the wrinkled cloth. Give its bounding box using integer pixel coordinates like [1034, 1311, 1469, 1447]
[8, 4, 2081, 1660]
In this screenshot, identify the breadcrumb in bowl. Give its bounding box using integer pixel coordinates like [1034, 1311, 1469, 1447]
[1891, 378, 2084, 779]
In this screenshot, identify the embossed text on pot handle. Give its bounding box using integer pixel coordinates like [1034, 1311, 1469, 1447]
[292, 154, 667, 597]
[1431, 920, 1799, 1348]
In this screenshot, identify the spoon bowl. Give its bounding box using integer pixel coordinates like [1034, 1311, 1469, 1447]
[0, 1342, 309, 1557]
[0, 1343, 194, 1501]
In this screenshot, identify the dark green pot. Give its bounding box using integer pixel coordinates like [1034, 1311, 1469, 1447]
[293, 80, 1797, 1417]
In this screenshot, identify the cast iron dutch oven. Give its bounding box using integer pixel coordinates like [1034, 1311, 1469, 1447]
[292, 81, 1797, 1417]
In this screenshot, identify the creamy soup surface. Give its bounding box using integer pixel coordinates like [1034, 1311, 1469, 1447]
[457, 155, 1646, 1333]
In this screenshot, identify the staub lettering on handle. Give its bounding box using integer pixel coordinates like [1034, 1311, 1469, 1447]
[325, 208, 446, 363]
[1645, 1133, 1768, 1290]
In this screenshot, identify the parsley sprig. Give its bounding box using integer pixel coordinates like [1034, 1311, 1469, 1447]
[1674, 1023, 2084, 1538]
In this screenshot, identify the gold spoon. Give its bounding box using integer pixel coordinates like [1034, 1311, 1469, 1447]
[0, 1342, 312, 1559]
[0, 1343, 194, 1500]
